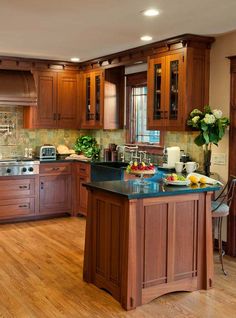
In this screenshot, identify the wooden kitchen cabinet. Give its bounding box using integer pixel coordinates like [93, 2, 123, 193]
[24, 71, 79, 129]
[80, 69, 104, 129]
[0, 176, 38, 220]
[75, 162, 91, 216]
[147, 43, 211, 131]
[80, 67, 124, 130]
[39, 163, 72, 215]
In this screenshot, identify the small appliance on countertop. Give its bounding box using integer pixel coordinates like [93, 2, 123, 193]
[162, 146, 181, 169]
[35, 145, 56, 161]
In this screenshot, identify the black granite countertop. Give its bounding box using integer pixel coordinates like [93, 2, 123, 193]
[85, 179, 221, 199]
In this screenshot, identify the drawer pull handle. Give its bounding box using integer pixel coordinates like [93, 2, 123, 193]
[52, 167, 60, 171]
[80, 168, 86, 172]
[19, 185, 28, 189]
[19, 204, 28, 208]
[40, 182, 44, 190]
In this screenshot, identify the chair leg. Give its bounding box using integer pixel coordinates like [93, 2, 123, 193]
[218, 217, 227, 276]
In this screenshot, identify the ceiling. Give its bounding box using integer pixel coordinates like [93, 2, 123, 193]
[1, 0, 236, 62]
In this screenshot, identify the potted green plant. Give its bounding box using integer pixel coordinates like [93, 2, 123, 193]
[74, 135, 100, 160]
[187, 106, 230, 176]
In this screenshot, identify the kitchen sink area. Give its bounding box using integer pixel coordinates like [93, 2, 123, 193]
[91, 161, 129, 181]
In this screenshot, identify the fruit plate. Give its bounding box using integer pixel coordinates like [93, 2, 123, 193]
[164, 179, 190, 186]
[129, 170, 155, 175]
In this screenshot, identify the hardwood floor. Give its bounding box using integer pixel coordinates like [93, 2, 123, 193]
[0, 217, 235, 318]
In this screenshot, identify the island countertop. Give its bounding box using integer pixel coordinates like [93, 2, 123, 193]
[85, 179, 221, 199]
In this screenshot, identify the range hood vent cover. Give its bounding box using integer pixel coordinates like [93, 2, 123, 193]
[0, 70, 37, 106]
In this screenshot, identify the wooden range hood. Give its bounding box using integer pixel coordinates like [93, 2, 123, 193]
[0, 70, 37, 106]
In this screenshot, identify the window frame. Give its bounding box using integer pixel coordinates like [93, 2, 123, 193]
[125, 71, 164, 154]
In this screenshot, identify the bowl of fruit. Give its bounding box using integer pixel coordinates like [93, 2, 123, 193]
[164, 173, 190, 186]
[126, 161, 156, 184]
[126, 161, 156, 175]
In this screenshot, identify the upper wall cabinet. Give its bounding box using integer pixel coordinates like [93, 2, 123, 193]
[24, 71, 79, 129]
[80, 67, 124, 130]
[147, 39, 212, 131]
[80, 69, 104, 129]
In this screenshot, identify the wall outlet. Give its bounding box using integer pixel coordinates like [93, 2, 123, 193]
[212, 153, 226, 165]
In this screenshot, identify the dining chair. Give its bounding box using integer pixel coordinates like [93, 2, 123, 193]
[212, 176, 236, 275]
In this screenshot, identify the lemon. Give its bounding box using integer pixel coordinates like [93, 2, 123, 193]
[199, 177, 207, 184]
[190, 184, 198, 189]
[189, 175, 199, 184]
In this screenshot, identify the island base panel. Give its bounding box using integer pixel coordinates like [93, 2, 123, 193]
[83, 189, 213, 310]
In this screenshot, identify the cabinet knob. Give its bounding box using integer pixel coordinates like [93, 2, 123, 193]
[58, 113, 61, 120]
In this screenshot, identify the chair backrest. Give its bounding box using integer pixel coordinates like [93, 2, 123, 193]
[214, 175, 236, 209]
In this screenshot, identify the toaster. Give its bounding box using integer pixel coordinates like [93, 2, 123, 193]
[36, 145, 56, 161]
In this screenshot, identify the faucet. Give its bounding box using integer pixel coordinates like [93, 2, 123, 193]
[116, 145, 139, 162]
[139, 151, 147, 162]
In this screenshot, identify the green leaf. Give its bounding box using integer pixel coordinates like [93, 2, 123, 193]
[209, 131, 219, 144]
[203, 131, 209, 144]
[200, 121, 208, 131]
[194, 133, 205, 146]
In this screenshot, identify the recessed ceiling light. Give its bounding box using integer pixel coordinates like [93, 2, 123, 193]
[142, 9, 159, 17]
[140, 35, 153, 41]
[70, 57, 80, 62]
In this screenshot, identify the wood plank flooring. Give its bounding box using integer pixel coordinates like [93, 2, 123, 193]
[0, 217, 235, 318]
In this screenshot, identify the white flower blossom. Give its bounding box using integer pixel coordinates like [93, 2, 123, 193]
[212, 109, 222, 119]
[203, 114, 216, 124]
[192, 116, 200, 124]
[190, 109, 202, 117]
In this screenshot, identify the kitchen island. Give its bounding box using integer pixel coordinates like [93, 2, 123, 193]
[83, 179, 220, 310]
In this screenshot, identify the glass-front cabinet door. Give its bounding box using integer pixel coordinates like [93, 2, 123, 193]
[147, 56, 166, 129]
[165, 53, 184, 129]
[81, 70, 104, 129]
[147, 52, 184, 130]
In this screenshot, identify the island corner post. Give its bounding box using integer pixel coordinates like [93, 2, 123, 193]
[83, 187, 214, 310]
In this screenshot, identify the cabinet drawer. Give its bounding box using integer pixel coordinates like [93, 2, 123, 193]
[0, 178, 35, 199]
[76, 163, 90, 176]
[40, 163, 71, 174]
[0, 198, 35, 219]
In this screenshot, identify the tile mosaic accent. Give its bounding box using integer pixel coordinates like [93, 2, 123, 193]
[0, 107, 83, 158]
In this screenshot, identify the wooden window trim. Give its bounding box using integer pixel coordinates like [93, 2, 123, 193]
[125, 71, 165, 150]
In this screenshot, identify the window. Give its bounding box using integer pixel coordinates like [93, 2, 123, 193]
[126, 72, 163, 149]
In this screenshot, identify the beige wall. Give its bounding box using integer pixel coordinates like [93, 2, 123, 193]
[209, 30, 236, 183]
[209, 30, 236, 240]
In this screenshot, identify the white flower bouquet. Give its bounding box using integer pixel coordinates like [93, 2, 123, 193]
[187, 106, 230, 147]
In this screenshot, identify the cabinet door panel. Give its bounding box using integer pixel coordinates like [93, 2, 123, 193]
[165, 53, 184, 130]
[32, 71, 57, 128]
[39, 175, 72, 214]
[147, 56, 166, 129]
[78, 175, 89, 216]
[81, 70, 104, 129]
[142, 195, 199, 293]
[57, 72, 79, 129]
